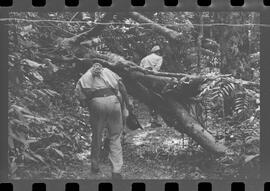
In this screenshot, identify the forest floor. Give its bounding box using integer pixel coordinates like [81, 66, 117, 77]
[62, 127, 224, 180]
[16, 125, 225, 180]
[15, 104, 231, 180]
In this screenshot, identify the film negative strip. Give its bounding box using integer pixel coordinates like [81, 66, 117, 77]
[0, 0, 269, 190]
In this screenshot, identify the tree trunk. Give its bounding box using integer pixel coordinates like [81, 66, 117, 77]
[44, 43, 259, 155]
[76, 50, 228, 155]
[42, 12, 229, 155]
[129, 12, 183, 42]
[166, 99, 227, 154]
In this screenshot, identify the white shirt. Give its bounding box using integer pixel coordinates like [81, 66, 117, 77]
[75, 68, 121, 100]
[140, 53, 163, 72]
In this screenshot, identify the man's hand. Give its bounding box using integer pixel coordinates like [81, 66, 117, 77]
[79, 99, 87, 108]
[127, 102, 134, 112]
[146, 66, 153, 70]
[118, 80, 132, 110]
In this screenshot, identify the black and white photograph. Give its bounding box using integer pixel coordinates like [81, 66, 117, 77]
[8, 12, 260, 180]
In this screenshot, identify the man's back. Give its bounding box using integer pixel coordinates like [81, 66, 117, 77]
[79, 68, 120, 89]
[140, 53, 163, 72]
[75, 67, 121, 101]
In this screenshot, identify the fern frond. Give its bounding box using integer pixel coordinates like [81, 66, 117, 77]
[234, 94, 249, 114]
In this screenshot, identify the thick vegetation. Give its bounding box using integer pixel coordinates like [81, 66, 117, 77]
[8, 12, 260, 179]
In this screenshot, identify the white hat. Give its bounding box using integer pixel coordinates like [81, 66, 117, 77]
[151, 45, 161, 53]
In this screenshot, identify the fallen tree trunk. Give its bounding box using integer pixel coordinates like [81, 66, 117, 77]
[39, 10, 228, 155]
[75, 50, 228, 155]
[125, 80, 227, 155]
[42, 49, 228, 155]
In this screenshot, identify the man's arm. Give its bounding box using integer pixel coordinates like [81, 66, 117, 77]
[140, 57, 152, 70]
[118, 80, 133, 111]
[75, 81, 87, 107]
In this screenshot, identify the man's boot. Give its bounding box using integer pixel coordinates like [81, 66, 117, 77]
[112, 172, 123, 180]
[150, 111, 162, 128]
[101, 138, 110, 162]
[151, 121, 162, 128]
[91, 164, 100, 174]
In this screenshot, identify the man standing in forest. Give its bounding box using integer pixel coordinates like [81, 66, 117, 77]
[140, 45, 163, 128]
[75, 63, 132, 179]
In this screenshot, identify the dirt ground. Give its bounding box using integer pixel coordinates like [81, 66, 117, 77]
[14, 125, 226, 180]
[12, 103, 240, 180]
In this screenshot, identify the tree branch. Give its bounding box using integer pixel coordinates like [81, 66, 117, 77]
[129, 12, 183, 42]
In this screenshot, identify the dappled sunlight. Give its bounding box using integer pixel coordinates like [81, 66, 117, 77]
[131, 130, 156, 146]
[163, 137, 189, 149]
[77, 150, 91, 161]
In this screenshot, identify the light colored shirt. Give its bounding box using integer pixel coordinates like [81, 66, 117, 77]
[140, 53, 163, 72]
[75, 67, 121, 101]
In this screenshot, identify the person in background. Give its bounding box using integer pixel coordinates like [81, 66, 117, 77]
[140, 45, 163, 72]
[140, 45, 163, 128]
[75, 63, 132, 179]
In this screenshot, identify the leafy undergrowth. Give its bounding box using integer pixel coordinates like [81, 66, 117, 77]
[8, 76, 259, 179]
[12, 103, 259, 180]
[11, 127, 217, 180]
[8, 80, 92, 179]
[8, 12, 260, 179]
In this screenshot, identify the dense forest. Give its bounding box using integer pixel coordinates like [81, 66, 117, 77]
[8, 12, 260, 179]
